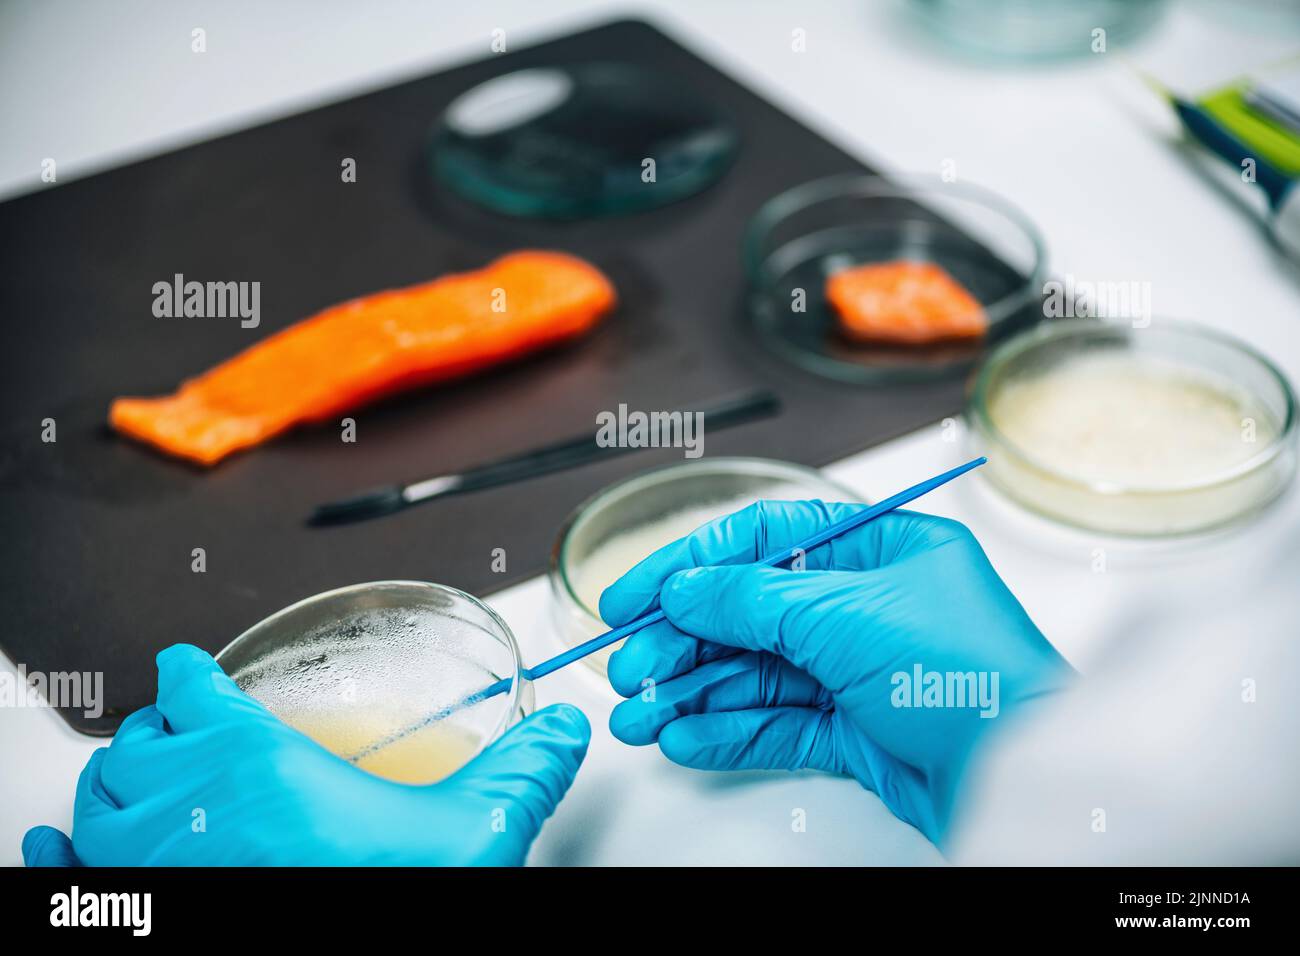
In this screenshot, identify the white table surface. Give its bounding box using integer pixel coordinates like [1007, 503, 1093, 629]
[2, 0, 1297, 866]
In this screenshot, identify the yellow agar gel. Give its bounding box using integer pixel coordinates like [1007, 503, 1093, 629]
[564, 486, 820, 670]
[287, 709, 482, 785]
[569, 502, 729, 616]
[988, 352, 1273, 488]
[982, 351, 1284, 534]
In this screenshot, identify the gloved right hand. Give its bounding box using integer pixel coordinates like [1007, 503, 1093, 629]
[24, 644, 589, 866]
[601, 502, 1075, 844]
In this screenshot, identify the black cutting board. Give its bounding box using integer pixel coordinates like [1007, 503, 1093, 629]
[1, 18, 1008, 734]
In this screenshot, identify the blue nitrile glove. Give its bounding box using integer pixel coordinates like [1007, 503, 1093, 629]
[23, 644, 589, 866]
[601, 502, 1074, 844]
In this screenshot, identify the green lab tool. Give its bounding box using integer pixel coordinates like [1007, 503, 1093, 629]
[1138, 70, 1300, 176]
[1139, 70, 1300, 260]
[1199, 83, 1300, 177]
[350, 456, 988, 761]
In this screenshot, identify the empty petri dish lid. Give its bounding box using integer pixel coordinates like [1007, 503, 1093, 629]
[430, 63, 739, 218]
[743, 174, 1049, 384]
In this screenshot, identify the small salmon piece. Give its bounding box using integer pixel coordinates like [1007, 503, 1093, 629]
[110, 251, 616, 465]
[826, 260, 987, 345]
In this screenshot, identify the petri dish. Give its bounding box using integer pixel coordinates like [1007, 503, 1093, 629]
[903, 0, 1165, 62]
[744, 174, 1048, 384]
[549, 457, 862, 676]
[967, 319, 1298, 536]
[429, 63, 739, 219]
[217, 581, 532, 785]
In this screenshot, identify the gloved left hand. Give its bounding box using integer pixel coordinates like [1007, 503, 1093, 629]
[22, 644, 589, 866]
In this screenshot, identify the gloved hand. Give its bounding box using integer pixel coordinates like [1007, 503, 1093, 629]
[23, 644, 589, 866]
[601, 502, 1074, 843]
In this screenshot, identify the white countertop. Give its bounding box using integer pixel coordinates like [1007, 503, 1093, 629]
[2, 0, 1297, 866]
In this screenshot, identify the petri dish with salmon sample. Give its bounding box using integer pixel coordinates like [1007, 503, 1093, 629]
[744, 174, 1047, 383]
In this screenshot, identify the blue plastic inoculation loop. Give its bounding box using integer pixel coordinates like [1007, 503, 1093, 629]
[357, 457, 987, 760]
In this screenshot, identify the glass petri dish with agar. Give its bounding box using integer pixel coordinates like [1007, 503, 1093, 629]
[967, 319, 1298, 536]
[430, 63, 739, 219]
[217, 581, 531, 785]
[744, 174, 1047, 384]
[549, 458, 862, 676]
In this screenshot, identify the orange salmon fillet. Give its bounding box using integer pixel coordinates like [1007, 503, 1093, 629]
[110, 251, 616, 465]
[826, 260, 986, 345]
